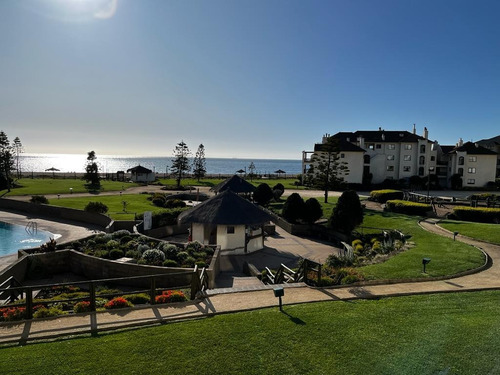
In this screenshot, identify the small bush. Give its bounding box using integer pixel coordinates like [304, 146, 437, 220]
[161, 244, 179, 258]
[0, 307, 26, 321]
[125, 250, 141, 259]
[94, 250, 109, 259]
[111, 230, 131, 238]
[317, 276, 335, 287]
[106, 240, 120, 249]
[33, 307, 65, 319]
[325, 254, 352, 268]
[155, 290, 187, 304]
[453, 206, 500, 224]
[282, 193, 305, 223]
[74, 301, 92, 313]
[104, 297, 133, 310]
[119, 235, 133, 245]
[84, 201, 109, 214]
[385, 200, 431, 216]
[122, 293, 151, 304]
[109, 249, 124, 260]
[183, 256, 196, 267]
[137, 244, 150, 253]
[370, 189, 404, 203]
[164, 199, 187, 208]
[163, 259, 178, 267]
[177, 251, 189, 262]
[142, 249, 165, 265]
[30, 195, 49, 204]
[186, 241, 203, 252]
[341, 274, 360, 284]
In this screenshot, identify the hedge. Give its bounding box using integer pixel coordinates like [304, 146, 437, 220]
[452, 206, 500, 224]
[385, 200, 432, 216]
[370, 189, 404, 203]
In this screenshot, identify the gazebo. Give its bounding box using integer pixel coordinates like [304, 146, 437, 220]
[210, 174, 256, 195]
[127, 165, 155, 183]
[178, 190, 271, 254]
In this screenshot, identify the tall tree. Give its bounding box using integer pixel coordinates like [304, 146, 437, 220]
[248, 162, 256, 181]
[329, 190, 363, 235]
[83, 150, 100, 186]
[12, 137, 23, 179]
[308, 136, 349, 203]
[171, 141, 191, 188]
[192, 144, 206, 182]
[0, 131, 14, 191]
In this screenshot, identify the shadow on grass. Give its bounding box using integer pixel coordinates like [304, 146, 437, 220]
[281, 310, 306, 325]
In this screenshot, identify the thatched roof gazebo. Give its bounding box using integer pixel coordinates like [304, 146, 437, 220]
[210, 174, 256, 195]
[178, 190, 271, 253]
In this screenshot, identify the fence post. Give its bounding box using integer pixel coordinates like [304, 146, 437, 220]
[190, 266, 199, 300]
[89, 282, 96, 312]
[25, 287, 33, 320]
[150, 276, 156, 305]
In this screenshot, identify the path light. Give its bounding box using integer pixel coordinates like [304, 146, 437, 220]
[453, 231, 459, 241]
[69, 188, 73, 194]
[273, 287, 284, 312]
[422, 258, 431, 273]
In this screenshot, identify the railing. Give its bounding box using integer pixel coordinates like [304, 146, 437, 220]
[265, 258, 322, 286]
[25, 221, 37, 234]
[0, 269, 209, 320]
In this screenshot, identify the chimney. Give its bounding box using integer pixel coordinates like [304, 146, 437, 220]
[378, 127, 382, 131]
[458, 138, 463, 147]
[413, 124, 416, 134]
[423, 127, 428, 139]
[358, 136, 365, 149]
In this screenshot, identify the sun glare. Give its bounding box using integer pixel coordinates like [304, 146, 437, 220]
[24, 0, 118, 22]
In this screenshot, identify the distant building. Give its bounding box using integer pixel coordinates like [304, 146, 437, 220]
[476, 135, 500, 178]
[126, 165, 155, 183]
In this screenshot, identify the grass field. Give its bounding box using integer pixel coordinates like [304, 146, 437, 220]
[1, 291, 499, 374]
[358, 210, 485, 280]
[158, 177, 304, 190]
[5, 179, 139, 196]
[49, 194, 159, 220]
[439, 220, 500, 245]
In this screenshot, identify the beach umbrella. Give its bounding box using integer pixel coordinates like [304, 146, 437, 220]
[236, 169, 245, 174]
[45, 167, 60, 178]
[274, 169, 286, 178]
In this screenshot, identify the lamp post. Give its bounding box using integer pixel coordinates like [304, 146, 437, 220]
[427, 166, 435, 202]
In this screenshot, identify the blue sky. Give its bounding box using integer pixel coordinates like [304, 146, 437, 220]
[1, 0, 499, 159]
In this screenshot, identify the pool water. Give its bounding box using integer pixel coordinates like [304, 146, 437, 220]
[0, 221, 55, 256]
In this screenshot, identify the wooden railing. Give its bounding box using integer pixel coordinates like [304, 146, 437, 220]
[0, 269, 209, 320]
[265, 258, 322, 286]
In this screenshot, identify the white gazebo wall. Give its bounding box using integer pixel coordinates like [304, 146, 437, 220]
[191, 223, 205, 243]
[217, 225, 246, 251]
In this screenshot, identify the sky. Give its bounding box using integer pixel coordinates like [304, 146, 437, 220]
[1, 0, 499, 159]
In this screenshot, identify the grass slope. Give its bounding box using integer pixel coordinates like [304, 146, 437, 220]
[359, 210, 485, 280]
[1, 291, 500, 374]
[6, 179, 138, 196]
[439, 220, 500, 245]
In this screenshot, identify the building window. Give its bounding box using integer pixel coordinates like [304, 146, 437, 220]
[420, 145, 426, 153]
[404, 155, 411, 161]
[227, 226, 235, 234]
[431, 156, 435, 161]
[388, 144, 395, 150]
[376, 144, 381, 149]
[467, 179, 475, 185]
[404, 144, 412, 150]
[364, 155, 370, 164]
[403, 166, 411, 172]
[419, 156, 425, 165]
[387, 155, 395, 161]
[419, 167, 424, 176]
[340, 153, 345, 158]
[468, 167, 476, 174]
[387, 166, 394, 171]
[367, 144, 375, 150]
[458, 156, 464, 165]
[469, 156, 477, 162]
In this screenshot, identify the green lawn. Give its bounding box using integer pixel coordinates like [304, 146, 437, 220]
[5, 178, 139, 196]
[358, 210, 485, 280]
[1, 291, 500, 374]
[49, 194, 159, 220]
[439, 220, 500, 245]
[158, 177, 304, 190]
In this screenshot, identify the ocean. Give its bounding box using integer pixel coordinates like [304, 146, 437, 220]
[18, 154, 302, 176]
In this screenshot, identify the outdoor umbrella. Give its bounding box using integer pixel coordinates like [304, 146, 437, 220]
[274, 169, 286, 178]
[236, 169, 245, 174]
[45, 167, 60, 178]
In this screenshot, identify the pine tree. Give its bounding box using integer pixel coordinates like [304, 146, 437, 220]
[12, 137, 23, 179]
[0, 131, 14, 191]
[192, 144, 206, 182]
[171, 141, 191, 188]
[83, 150, 100, 186]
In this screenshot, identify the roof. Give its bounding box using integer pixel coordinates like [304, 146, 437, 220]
[210, 175, 256, 193]
[476, 135, 500, 148]
[332, 130, 426, 143]
[314, 139, 365, 152]
[178, 190, 271, 225]
[127, 165, 153, 173]
[439, 145, 455, 154]
[448, 141, 498, 155]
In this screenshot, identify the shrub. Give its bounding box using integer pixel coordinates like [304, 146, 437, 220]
[164, 199, 187, 208]
[385, 200, 432, 216]
[122, 293, 151, 304]
[192, 251, 207, 260]
[33, 307, 65, 319]
[183, 256, 196, 267]
[84, 201, 109, 214]
[177, 251, 189, 262]
[30, 195, 49, 204]
[94, 234, 112, 244]
[317, 276, 335, 287]
[329, 190, 363, 234]
[155, 290, 187, 304]
[94, 250, 109, 259]
[370, 189, 404, 203]
[0, 307, 26, 321]
[136, 208, 188, 229]
[119, 235, 133, 245]
[186, 241, 203, 252]
[195, 261, 208, 268]
[137, 244, 150, 253]
[303, 198, 323, 224]
[112, 230, 131, 238]
[163, 259, 178, 267]
[253, 183, 274, 206]
[38, 238, 57, 253]
[125, 250, 141, 259]
[325, 254, 352, 268]
[105, 297, 133, 310]
[142, 249, 165, 265]
[109, 249, 124, 260]
[273, 183, 285, 194]
[161, 244, 179, 259]
[341, 274, 361, 284]
[453, 206, 500, 224]
[74, 301, 92, 313]
[106, 240, 120, 249]
[282, 193, 305, 223]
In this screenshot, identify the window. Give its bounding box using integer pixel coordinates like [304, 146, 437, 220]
[388, 144, 395, 150]
[419, 156, 425, 165]
[469, 156, 477, 162]
[404, 144, 412, 150]
[376, 144, 382, 149]
[340, 153, 345, 158]
[387, 166, 394, 171]
[468, 167, 476, 174]
[368, 144, 375, 150]
[431, 156, 435, 161]
[364, 155, 370, 164]
[403, 166, 411, 172]
[420, 145, 426, 153]
[387, 155, 395, 160]
[404, 155, 411, 161]
[458, 168, 463, 176]
[227, 226, 235, 234]
[458, 156, 464, 165]
[467, 179, 475, 185]
[418, 167, 424, 176]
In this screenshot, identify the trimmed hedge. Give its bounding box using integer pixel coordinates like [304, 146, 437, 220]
[385, 200, 431, 216]
[453, 206, 500, 224]
[370, 189, 404, 203]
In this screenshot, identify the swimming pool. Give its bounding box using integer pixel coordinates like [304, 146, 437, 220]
[0, 221, 56, 256]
